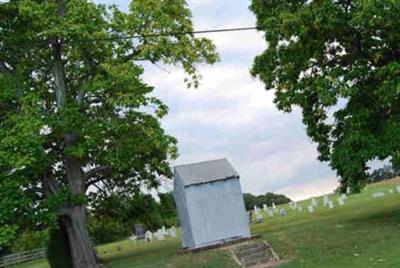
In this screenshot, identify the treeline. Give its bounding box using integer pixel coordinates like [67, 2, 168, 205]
[368, 165, 400, 183]
[243, 192, 291, 211]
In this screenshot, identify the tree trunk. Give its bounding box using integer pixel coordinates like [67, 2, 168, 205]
[62, 206, 100, 268]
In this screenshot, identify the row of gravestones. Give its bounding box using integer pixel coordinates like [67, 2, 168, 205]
[249, 185, 400, 223]
[372, 185, 400, 199]
[129, 225, 177, 243]
[249, 194, 347, 223]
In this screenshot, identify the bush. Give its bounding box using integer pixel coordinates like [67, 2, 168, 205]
[11, 229, 48, 253]
[88, 216, 129, 244]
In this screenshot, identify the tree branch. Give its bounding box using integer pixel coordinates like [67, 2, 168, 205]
[85, 165, 112, 188]
[0, 61, 12, 74]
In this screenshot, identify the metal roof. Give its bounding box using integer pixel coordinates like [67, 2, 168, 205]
[174, 158, 239, 187]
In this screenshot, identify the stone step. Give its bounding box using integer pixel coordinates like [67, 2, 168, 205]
[235, 242, 265, 252]
[240, 250, 270, 263]
[244, 255, 271, 267]
[235, 245, 266, 259]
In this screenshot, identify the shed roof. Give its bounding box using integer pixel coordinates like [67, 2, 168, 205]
[174, 158, 239, 187]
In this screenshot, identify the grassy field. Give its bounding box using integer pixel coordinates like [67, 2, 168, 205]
[15, 178, 400, 267]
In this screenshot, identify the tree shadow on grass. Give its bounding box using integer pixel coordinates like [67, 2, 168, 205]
[340, 206, 400, 227]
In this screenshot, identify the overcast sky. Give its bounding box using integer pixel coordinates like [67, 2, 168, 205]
[99, 0, 340, 201]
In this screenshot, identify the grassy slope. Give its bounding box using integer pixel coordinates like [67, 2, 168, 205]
[15, 178, 400, 268]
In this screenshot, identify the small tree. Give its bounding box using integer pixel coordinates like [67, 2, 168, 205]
[250, 0, 400, 192]
[0, 0, 217, 267]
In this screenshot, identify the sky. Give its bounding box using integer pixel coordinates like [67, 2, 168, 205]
[98, 0, 341, 201]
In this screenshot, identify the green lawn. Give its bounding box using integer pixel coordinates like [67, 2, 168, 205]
[15, 178, 400, 267]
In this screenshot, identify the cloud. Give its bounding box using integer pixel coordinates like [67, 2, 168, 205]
[275, 176, 340, 202]
[104, 0, 338, 201]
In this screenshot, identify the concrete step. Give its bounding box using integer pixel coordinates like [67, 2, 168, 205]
[235, 242, 265, 252]
[244, 255, 271, 267]
[232, 241, 277, 267]
[240, 250, 269, 263]
[235, 245, 266, 259]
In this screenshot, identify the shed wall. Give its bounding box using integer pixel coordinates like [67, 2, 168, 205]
[185, 178, 250, 248]
[173, 173, 194, 248]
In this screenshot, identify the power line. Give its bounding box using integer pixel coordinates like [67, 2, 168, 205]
[1, 26, 268, 50]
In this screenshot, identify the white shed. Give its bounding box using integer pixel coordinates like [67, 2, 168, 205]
[173, 158, 251, 249]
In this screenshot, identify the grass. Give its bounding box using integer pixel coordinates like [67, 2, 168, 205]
[15, 178, 400, 267]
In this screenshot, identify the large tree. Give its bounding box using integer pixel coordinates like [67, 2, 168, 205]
[250, 0, 400, 192]
[0, 0, 217, 266]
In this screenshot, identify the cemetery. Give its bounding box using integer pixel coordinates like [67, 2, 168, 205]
[1, 1, 399, 267]
[10, 177, 400, 268]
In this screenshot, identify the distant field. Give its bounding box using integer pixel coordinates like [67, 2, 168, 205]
[15, 178, 400, 267]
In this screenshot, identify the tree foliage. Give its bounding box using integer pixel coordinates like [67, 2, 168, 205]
[0, 0, 217, 265]
[368, 164, 400, 183]
[250, 0, 400, 192]
[88, 192, 177, 244]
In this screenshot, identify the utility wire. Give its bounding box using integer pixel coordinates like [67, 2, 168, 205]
[1, 26, 268, 50]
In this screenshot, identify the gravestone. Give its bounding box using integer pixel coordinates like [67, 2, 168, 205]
[255, 211, 263, 223]
[145, 231, 153, 242]
[169, 226, 177, 238]
[327, 200, 334, 209]
[323, 195, 329, 207]
[272, 202, 276, 211]
[267, 209, 274, 217]
[372, 192, 385, 199]
[263, 204, 268, 212]
[311, 197, 318, 207]
[279, 208, 287, 216]
[337, 197, 345, 206]
[307, 205, 314, 213]
[161, 226, 168, 236]
[155, 229, 165, 241]
[129, 235, 137, 244]
[397, 185, 400, 193]
[134, 224, 146, 240]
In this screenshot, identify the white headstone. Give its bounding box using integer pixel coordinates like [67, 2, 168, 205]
[263, 204, 268, 212]
[323, 195, 329, 207]
[272, 202, 276, 211]
[279, 208, 287, 216]
[267, 209, 274, 217]
[162, 226, 168, 236]
[307, 205, 314, 213]
[129, 234, 137, 243]
[337, 197, 345, 206]
[396, 185, 400, 193]
[155, 229, 165, 241]
[253, 205, 259, 214]
[169, 226, 177, 238]
[372, 192, 385, 199]
[311, 197, 318, 208]
[256, 211, 263, 222]
[340, 193, 348, 200]
[327, 200, 334, 209]
[145, 231, 153, 242]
